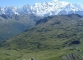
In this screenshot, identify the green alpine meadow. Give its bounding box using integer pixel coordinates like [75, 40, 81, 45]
[0, 14, 83, 60]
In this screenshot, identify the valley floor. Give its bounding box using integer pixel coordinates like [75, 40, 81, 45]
[0, 46, 83, 60]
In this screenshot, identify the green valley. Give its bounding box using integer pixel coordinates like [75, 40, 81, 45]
[0, 14, 83, 60]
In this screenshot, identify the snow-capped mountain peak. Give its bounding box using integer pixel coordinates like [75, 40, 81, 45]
[0, 0, 83, 16]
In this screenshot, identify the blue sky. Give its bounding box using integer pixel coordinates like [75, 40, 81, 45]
[0, 0, 83, 7]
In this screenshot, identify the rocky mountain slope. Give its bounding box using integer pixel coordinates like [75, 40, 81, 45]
[0, 14, 41, 41]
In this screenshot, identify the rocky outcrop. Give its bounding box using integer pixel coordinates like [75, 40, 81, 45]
[61, 52, 83, 60]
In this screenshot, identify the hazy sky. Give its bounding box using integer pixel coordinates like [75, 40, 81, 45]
[0, 0, 83, 7]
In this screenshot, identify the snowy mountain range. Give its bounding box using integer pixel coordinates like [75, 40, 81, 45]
[0, 0, 83, 16]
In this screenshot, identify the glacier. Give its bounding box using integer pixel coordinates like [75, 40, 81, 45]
[0, 0, 83, 16]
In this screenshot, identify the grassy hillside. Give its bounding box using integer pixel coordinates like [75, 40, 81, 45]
[0, 14, 83, 60]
